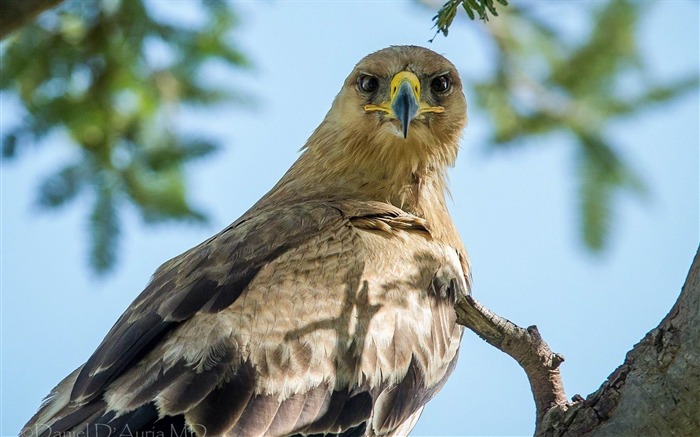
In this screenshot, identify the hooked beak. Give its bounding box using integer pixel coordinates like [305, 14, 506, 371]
[363, 71, 444, 139]
[391, 76, 420, 139]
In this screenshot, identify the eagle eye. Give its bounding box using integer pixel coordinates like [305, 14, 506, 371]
[430, 74, 451, 93]
[358, 75, 379, 93]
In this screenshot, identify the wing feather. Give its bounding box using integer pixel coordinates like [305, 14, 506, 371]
[291, 383, 333, 432]
[24, 200, 467, 437]
[229, 394, 282, 436]
[265, 390, 310, 436]
[69, 202, 348, 405]
[184, 360, 257, 435]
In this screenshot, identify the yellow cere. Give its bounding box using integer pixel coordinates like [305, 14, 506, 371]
[390, 71, 421, 102]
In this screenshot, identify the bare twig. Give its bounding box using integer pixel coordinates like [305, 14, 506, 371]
[454, 294, 569, 431]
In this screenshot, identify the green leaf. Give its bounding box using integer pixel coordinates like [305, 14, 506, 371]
[142, 138, 218, 172]
[580, 154, 611, 251]
[576, 132, 646, 251]
[1, 0, 249, 274]
[90, 175, 120, 274]
[550, 0, 638, 96]
[457, 0, 695, 253]
[606, 76, 700, 117]
[461, 2, 476, 21]
[122, 163, 207, 224]
[432, 0, 509, 37]
[36, 163, 86, 208]
[2, 131, 18, 158]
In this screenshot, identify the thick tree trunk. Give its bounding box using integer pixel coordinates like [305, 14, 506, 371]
[457, 246, 700, 436]
[538, 246, 700, 436]
[0, 0, 65, 40]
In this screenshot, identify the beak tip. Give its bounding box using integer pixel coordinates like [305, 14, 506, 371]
[392, 82, 419, 140]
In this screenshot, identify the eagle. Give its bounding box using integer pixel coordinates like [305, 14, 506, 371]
[23, 45, 470, 437]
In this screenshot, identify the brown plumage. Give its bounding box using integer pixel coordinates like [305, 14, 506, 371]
[23, 45, 470, 437]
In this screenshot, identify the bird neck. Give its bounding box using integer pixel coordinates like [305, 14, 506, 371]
[256, 120, 459, 239]
[278, 151, 449, 213]
[245, 118, 466, 259]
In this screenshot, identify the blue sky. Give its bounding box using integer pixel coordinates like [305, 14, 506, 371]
[2, 1, 698, 436]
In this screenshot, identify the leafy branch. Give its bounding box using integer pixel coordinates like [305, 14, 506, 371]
[2, 0, 698, 276]
[430, 0, 699, 251]
[1, 0, 248, 274]
[433, 0, 508, 39]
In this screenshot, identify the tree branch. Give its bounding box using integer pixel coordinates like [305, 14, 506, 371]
[457, 245, 700, 436]
[0, 0, 65, 40]
[454, 294, 568, 431]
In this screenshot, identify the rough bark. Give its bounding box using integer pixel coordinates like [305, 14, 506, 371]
[456, 246, 700, 436]
[538, 246, 700, 436]
[0, 0, 65, 40]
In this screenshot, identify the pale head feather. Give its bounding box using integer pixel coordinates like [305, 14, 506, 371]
[256, 46, 468, 250]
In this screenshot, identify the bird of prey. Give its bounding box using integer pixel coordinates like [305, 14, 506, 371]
[23, 45, 470, 437]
